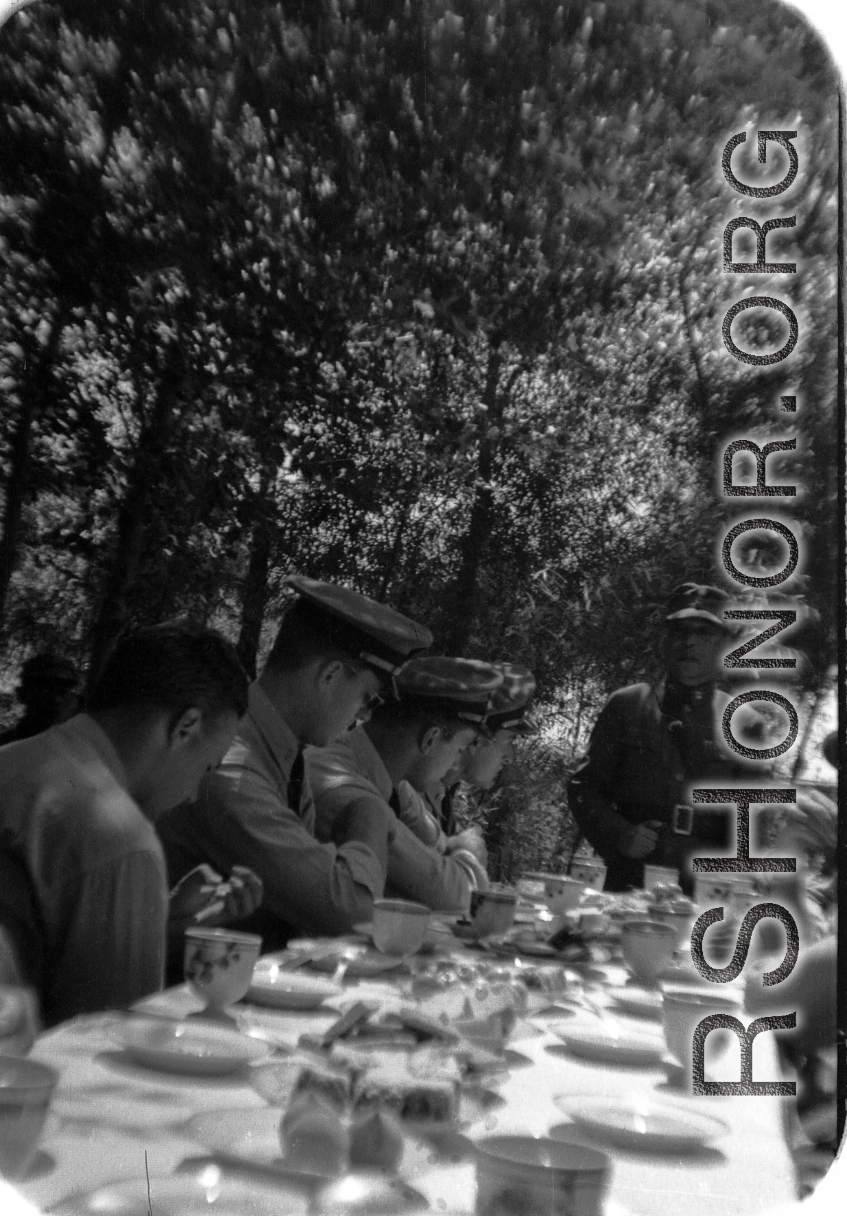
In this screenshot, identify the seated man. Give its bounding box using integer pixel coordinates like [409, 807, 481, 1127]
[567, 583, 764, 892]
[399, 663, 536, 854]
[0, 623, 254, 1025]
[308, 656, 505, 907]
[157, 575, 433, 948]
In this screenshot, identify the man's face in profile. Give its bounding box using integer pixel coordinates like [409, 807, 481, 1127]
[664, 619, 727, 686]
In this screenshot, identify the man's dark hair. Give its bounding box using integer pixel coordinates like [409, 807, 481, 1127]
[266, 600, 353, 673]
[88, 622, 249, 721]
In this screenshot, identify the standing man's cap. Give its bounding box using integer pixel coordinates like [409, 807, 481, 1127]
[664, 584, 731, 630]
[20, 654, 79, 686]
[485, 663, 537, 734]
[394, 657, 504, 728]
[285, 574, 433, 674]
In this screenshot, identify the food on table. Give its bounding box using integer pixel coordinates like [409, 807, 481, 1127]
[349, 1107, 406, 1172]
[353, 1063, 458, 1123]
[279, 1092, 349, 1176]
[292, 1060, 352, 1110]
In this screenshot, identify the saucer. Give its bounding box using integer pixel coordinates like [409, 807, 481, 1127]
[111, 1017, 270, 1075]
[48, 1174, 308, 1215]
[551, 1094, 730, 1153]
[302, 943, 408, 977]
[548, 1020, 666, 1068]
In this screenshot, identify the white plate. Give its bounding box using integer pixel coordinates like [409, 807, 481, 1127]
[48, 1172, 309, 1215]
[111, 1017, 270, 1075]
[551, 1094, 730, 1153]
[308, 946, 407, 977]
[247, 965, 344, 1010]
[549, 1019, 666, 1068]
[186, 1106, 438, 1181]
[609, 985, 664, 1019]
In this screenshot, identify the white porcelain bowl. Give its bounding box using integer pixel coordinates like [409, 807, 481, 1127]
[0, 1055, 58, 1178]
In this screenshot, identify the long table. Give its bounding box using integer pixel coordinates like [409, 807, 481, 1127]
[18, 929, 805, 1215]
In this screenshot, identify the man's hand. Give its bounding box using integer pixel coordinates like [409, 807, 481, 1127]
[169, 864, 263, 936]
[445, 827, 487, 867]
[620, 820, 663, 859]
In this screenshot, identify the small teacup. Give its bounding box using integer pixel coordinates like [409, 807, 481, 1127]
[469, 889, 518, 938]
[643, 864, 680, 893]
[0, 1056, 58, 1179]
[569, 858, 607, 892]
[475, 1135, 610, 1216]
[372, 899, 430, 955]
[620, 919, 678, 985]
[539, 874, 586, 916]
[184, 927, 262, 1021]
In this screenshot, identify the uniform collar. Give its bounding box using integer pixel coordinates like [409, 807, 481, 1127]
[344, 726, 395, 802]
[247, 681, 301, 778]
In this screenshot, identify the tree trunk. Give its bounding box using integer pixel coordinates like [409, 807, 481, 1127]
[677, 268, 710, 419]
[0, 314, 66, 634]
[442, 343, 502, 654]
[237, 505, 272, 678]
[85, 355, 180, 692]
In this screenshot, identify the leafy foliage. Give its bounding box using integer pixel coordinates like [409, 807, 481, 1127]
[0, 1, 838, 847]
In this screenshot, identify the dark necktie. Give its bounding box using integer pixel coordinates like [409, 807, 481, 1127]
[388, 787, 401, 816]
[287, 749, 305, 817]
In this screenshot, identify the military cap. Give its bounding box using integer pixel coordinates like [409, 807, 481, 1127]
[665, 583, 731, 631]
[485, 663, 537, 734]
[20, 654, 78, 686]
[285, 574, 432, 674]
[394, 657, 504, 728]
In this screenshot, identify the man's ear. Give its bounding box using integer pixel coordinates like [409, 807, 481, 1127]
[167, 706, 204, 748]
[315, 658, 344, 693]
[419, 725, 441, 755]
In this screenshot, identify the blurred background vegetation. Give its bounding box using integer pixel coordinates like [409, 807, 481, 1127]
[0, 0, 839, 870]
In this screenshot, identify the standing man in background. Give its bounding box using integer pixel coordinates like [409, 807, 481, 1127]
[567, 584, 763, 892]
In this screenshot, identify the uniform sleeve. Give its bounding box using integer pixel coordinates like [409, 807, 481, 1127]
[46, 850, 167, 1026]
[396, 781, 446, 850]
[181, 763, 385, 938]
[567, 695, 639, 861]
[385, 820, 473, 911]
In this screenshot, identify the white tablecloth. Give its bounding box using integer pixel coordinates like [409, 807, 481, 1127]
[19, 949, 802, 1215]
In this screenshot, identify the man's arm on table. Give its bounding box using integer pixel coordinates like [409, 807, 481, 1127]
[567, 695, 654, 860]
[315, 779, 478, 911]
[165, 764, 390, 938]
[388, 816, 485, 907]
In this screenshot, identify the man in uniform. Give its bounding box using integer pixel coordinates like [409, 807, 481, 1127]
[307, 656, 504, 906]
[567, 583, 760, 892]
[156, 575, 433, 948]
[397, 663, 536, 861]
